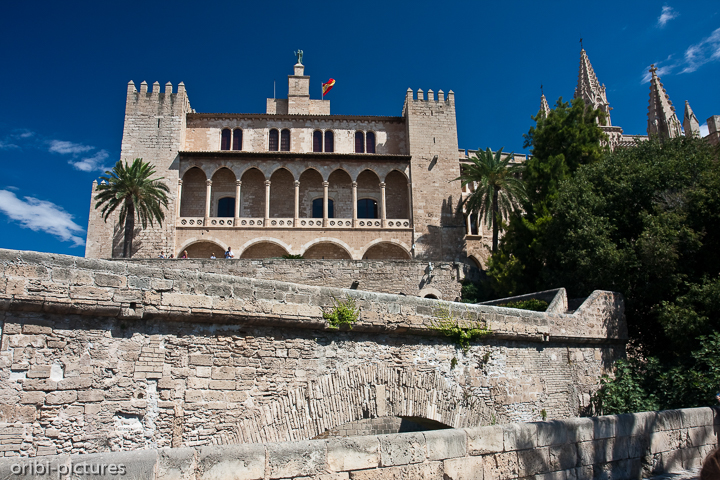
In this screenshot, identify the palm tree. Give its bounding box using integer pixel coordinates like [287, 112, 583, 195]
[455, 148, 527, 253]
[94, 158, 170, 258]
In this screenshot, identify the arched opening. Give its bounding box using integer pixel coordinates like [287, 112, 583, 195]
[269, 129, 279, 151]
[269, 168, 294, 218]
[356, 169, 380, 217]
[180, 167, 206, 217]
[328, 169, 352, 218]
[280, 129, 291, 151]
[312, 198, 334, 218]
[221, 129, 231, 150]
[385, 170, 409, 218]
[240, 242, 289, 259]
[424, 294, 438, 299]
[313, 130, 322, 153]
[183, 241, 224, 259]
[240, 168, 266, 217]
[324, 131, 334, 152]
[354, 131, 365, 153]
[366, 131, 376, 154]
[299, 169, 323, 218]
[362, 242, 411, 260]
[233, 129, 242, 151]
[303, 242, 352, 260]
[211, 168, 236, 217]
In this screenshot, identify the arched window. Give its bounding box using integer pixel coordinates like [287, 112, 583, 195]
[269, 129, 279, 151]
[280, 129, 291, 151]
[355, 131, 365, 153]
[232, 129, 242, 151]
[324, 131, 334, 153]
[357, 198, 377, 219]
[221, 129, 231, 150]
[313, 130, 323, 152]
[217, 197, 235, 218]
[366, 131, 376, 154]
[312, 198, 334, 218]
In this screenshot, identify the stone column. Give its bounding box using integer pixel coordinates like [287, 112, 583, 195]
[407, 182, 413, 221]
[176, 179, 183, 218]
[234, 180, 241, 225]
[294, 180, 300, 226]
[322, 181, 329, 227]
[466, 210, 472, 235]
[264, 180, 271, 226]
[380, 182, 386, 227]
[352, 181, 358, 227]
[204, 179, 212, 222]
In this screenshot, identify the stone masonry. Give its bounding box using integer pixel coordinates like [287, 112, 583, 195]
[0, 249, 625, 458]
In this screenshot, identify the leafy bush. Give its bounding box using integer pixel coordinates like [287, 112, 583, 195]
[282, 254, 304, 259]
[430, 305, 491, 352]
[323, 295, 359, 329]
[498, 298, 548, 312]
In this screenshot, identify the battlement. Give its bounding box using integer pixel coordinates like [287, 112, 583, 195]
[126, 80, 189, 101]
[405, 87, 455, 104]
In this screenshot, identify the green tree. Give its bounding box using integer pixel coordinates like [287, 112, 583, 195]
[455, 148, 527, 252]
[485, 97, 606, 296]
[94, 159, 170, 258]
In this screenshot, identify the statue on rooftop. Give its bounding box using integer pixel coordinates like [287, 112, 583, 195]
[294, 50, 303, 65]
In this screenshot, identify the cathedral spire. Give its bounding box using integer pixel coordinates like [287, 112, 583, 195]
[647, 65, 682, 139]
[683, 100, 700, 138]
[574, 48, 612, 125]
[539, 85, 550, 117]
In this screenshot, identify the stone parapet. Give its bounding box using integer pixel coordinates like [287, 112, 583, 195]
[0, 407, 714, 479]
[0, 249, 625, 342]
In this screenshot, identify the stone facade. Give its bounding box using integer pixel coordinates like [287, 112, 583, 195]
[0, 406, 715, 479]
[0, 249, 625, 457]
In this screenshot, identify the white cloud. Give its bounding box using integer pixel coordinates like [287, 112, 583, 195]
[0, 190, 85, 246]
[69, 150, 110, 172]
[700, 123, 709, 137]
[641, 63, 673, 83]
[48, 139, 94, 155]
[680, 27, 720, 73]
[0, 140, 19, 149]
[657, 5, 678, 27]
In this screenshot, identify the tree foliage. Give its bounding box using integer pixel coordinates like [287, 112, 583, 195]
[454, 148, 527, 252]
[94, 159, 170, 258]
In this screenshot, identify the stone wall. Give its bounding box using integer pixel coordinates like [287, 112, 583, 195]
[0, 407, 715, 479]
[0, 249, 625, 458]
[118, 257, 473, 301]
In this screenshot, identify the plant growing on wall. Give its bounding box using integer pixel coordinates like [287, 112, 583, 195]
[94, 159, 169, 258]
[498, 299, 548, 312]
[430, 304, 491, 352]
[323, 295, 360, 329]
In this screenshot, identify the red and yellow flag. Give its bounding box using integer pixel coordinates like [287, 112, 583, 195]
[322, 78, 335, 97]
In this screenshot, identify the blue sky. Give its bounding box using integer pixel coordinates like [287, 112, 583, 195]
[1, 0, 719, 256]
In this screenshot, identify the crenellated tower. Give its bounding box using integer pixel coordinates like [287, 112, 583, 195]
[647, 65, 682, 140]
[403, 88, 465, 261]
[683, 100, 700, 138]
[85, 81, 192, 258]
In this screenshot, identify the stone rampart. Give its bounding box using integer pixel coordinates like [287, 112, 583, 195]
[117, 257, 476, 301]
[0, 407, 715, 479]
[0, 249, 626, 457]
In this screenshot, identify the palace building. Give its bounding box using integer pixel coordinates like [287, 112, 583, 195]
[85, 51, 720, 266]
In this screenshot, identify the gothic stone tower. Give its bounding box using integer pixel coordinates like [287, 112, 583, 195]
[85, 81, 192, 258]
[403, 88, 465, 261]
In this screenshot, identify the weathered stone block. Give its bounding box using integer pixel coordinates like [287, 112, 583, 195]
[26, 366, 52, 378]
[19, 391, 45, 405]
[349, 461, 442, 480]
[442, 456, 483, 480]
[503, 422, 537, 451]
[483, 451, 518, 480]
[267, 440, 326, 479]
[379, 432, 426, 467]
[22, 324, 52, 335]
[211, 366, 236, 380]
[46, 390, 77, 405]
[189, 355, 213, 366]
[465, 425, 503, 455]
[549, 443, 577, 472]
[681, 407, 714, 429]
[536, 420, 568, 446]
[70, 449, 157, 479]
[423, 429, 466, 460]
[208, 380, 235, 390]
[327, 436, 380, 472]
[517, 447, 550, 477]
[58, 377, 92, 390]
[592, 415, 615, 439]
[158, 447, 196, 480]
[78, 390, 105, 402]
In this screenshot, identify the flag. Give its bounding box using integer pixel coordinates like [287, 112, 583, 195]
[322, 78, 335, 97]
